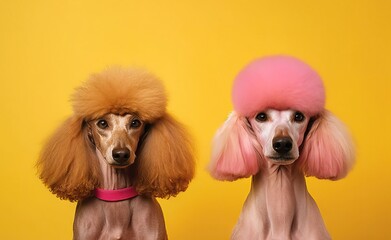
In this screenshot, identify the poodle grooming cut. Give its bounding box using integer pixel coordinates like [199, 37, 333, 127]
[209, 56, 355, 240]
[37, 67, 195, 240]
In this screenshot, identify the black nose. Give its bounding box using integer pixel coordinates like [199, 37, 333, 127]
[272, 136, 293, 154]
[112, 148, 130, 164]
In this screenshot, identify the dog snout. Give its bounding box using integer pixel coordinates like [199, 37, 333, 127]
[272, 136, 293, 154]
[112, 148, 131, 164]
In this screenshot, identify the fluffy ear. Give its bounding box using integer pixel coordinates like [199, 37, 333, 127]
[132, 113, 195, 198]
[299, 110, 355, 180]
[36, 116, 101, 201]
[209, 112, 261, 181]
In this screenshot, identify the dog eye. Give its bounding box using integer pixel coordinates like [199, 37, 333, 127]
[130, 119, 141, 128]
[293, 112, 305, 122]
[255, 112, 268, 122]
[97, 119, 109, 129]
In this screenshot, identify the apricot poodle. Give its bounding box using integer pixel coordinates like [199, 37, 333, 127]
[37, 67, 195, 239]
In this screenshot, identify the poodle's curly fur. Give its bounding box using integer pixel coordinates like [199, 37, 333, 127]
[37, 67, 195, 201]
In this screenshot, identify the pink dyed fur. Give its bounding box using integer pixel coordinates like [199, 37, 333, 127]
[209, 112, 262, 181]
[299, 110, 355, 180]
[232, 56, 325, 117]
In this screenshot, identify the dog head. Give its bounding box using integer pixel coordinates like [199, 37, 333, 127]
[209, 56, 355, 181]
[37, 67, 195, 201]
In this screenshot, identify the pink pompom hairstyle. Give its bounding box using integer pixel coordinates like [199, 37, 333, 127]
[209, 55, 355, 181]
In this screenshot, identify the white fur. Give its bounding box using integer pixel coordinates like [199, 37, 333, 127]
[249, 109, 309, 163]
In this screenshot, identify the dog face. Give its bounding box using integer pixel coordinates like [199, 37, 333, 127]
[249, 109, 310, 165]
[87, 113, 145, 168]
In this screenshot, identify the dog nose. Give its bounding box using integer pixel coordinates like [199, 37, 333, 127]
[272, 136, 293, 154]
[112, 148, 130, 163]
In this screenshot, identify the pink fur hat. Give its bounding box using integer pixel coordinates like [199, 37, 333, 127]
[232, 56, 325, 117]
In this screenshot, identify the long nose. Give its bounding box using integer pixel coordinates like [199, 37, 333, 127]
[112, 148, 130, 164]
[272, 136, 293, 154]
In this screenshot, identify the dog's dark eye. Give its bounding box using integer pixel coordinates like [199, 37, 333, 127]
[293, 111, 305, 122]
[130, 119, 141, 129]
[97, 119, 109, 129]
[255, 112, 268, 122]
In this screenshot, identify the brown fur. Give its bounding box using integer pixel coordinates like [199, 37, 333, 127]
[37, 67, 195, 201]
[131, 113, 195, 198]
[71, 67, 167, 121]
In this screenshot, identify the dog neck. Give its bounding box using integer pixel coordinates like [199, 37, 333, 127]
[250, 162, 307, 238]
[95, 149, 132, 190]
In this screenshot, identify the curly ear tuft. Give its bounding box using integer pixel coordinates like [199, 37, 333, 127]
[209, 112, 261, 181]
[299, 110, 355, 180]
[36, 116, 101, 201]
[132, 113, 195, 198]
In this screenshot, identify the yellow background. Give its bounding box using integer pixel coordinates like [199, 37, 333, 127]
[1, 0, 390, 239]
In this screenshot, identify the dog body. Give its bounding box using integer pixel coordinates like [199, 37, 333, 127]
[231, 110, 329, 239]
[74, 194, 166, 240]
[209, 56, 355, 239]
[233, 166, 328, 240]
[38, 68, 195, 239]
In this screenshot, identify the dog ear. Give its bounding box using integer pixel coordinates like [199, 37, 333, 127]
[209, 112, 262, 181]
[37, 116, 100, 201]
[299, 110, 355, 180]
[132, 113, 195, 198]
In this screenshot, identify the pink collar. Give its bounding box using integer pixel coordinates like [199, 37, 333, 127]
[94, 187, 138, 202]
